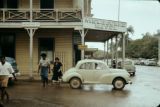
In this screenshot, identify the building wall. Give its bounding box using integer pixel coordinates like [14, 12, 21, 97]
[16, 29, 73, 74]
[55, 0, 73, 8]
[19, 0, 73, 9]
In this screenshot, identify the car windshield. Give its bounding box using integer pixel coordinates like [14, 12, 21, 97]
[125, 61, 132, 65]
[5, 57, 16, 65]
[79, 62, 93, 69]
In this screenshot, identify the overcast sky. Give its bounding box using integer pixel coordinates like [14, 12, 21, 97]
[86, 0, 160, 50]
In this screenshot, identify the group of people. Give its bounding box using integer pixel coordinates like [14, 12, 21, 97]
[38, 53, 63, 87]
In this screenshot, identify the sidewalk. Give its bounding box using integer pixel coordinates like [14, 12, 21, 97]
[17, 74, 53, 82]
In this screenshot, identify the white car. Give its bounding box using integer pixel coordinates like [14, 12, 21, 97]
[62, 59, 132, 90]
[118, 60, 136, 76]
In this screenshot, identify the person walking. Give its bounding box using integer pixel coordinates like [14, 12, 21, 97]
[0, 56, 15, 105]
[52, 57, 63, 83]
[38, 53, 50, 87]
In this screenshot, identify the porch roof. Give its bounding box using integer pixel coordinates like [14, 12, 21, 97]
[83, 18, 127, 42]
[85, 29, 120, 42]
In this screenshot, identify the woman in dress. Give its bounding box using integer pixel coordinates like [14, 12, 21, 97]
[52, 57, 62, 83]
[38, 53, 50, 87]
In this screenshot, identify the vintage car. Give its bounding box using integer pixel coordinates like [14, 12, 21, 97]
[118, 60, 136, 76]
[62, 59, 132, 90]
[6, 57, 20, 85]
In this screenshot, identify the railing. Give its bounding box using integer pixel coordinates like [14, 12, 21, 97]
[0, 8, 82, 22]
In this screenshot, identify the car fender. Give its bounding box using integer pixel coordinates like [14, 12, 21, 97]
[64, 72, 83, 83]
[99, 74, 113, 84]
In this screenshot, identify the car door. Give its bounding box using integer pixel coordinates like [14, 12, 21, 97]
[93, 62, 110, 83]
[77, 62, 95, 83]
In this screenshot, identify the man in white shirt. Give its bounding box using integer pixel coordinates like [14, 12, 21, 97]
[0, 56, 14, 88]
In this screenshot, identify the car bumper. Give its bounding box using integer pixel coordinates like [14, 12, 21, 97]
[127, 81, 132, 84]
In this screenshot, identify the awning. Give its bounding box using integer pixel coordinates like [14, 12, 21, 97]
[83, 17, 127, 42]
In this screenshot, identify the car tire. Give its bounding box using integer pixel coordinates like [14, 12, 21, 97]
[132, 72, 135, 76]
[113, 78, 125, 90]
[69, 77, 82, 89]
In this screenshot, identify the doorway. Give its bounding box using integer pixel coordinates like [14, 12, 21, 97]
[38, 38, 54, 61]
[74, 45, 81, 65]
[0, 34, 15, 58]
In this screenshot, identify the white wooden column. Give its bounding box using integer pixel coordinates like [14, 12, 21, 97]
[81, 29, 85, 60]
[122, 33, 125, 69]
[111, 38, 114, 64]
[158, 37, 160, 66]
[26, 28, 37, 79]
[81, 0, 85, 60]
[30, 0, 33, 22]
[115, 35, 118, 68]
[107, 40, 109, 65]
[104, 41, 106, 61]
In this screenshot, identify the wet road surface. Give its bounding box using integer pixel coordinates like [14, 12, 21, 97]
[5, 66, 160, 107]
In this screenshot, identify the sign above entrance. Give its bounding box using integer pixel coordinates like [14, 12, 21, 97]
[22, 22, 40, 28]
[83, 18, 127, 32]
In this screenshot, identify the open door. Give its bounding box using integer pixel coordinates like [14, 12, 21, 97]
[39, 38, 54, 61]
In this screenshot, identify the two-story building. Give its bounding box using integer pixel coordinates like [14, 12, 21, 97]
[0, 0, 127, 77]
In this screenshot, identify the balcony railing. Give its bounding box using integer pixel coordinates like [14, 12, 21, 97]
[0, 8, 82, 22]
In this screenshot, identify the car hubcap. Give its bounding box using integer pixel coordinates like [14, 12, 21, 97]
[115, 80, 123, 89]
[71, 79, 80, 88]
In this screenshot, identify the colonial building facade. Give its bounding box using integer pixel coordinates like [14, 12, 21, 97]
[0, 0, 127, 77]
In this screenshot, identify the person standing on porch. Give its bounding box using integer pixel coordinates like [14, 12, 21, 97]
[52, 57, 63, 83]
[38, 53, 50, 87]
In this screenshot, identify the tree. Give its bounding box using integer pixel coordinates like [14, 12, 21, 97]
[126, 33, 158, 59]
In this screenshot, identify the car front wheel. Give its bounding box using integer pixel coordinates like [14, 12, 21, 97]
[69, 77, 82, 89]
[113, 78, 125, 90]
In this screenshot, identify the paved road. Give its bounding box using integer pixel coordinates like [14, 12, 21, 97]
[5, 66, 160, 107]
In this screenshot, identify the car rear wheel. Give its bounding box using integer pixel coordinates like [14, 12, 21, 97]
[113, 78, 125, 90]
[69, 77, 82, 89]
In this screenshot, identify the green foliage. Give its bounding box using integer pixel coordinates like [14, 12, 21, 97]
[126, 33, 158, 59]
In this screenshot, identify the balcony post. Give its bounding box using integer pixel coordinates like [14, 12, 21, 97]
[30, 0, 33, 22]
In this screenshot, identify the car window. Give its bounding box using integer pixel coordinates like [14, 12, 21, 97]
[94, 63, 106, 70]
[124, 61, 132, 65]
[79, 62, 94, 70]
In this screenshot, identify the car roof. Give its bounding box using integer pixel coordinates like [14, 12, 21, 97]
[77, 59, 107, 65]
